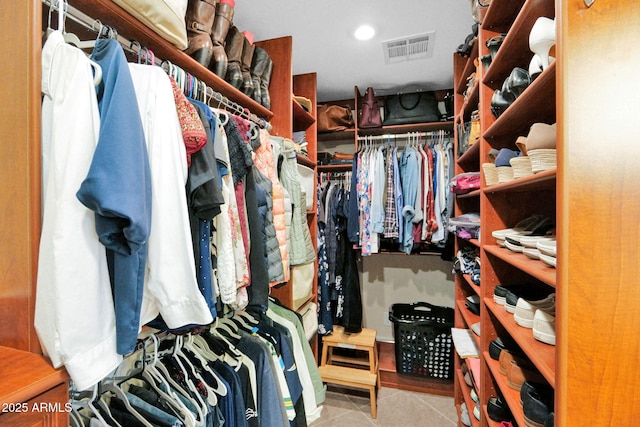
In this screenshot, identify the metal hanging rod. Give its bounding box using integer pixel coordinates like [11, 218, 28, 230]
[42, 0, 271, 130]
[357, 130, 451, 142]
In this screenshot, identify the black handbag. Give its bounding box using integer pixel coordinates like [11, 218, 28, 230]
[383, 91, 441, 126]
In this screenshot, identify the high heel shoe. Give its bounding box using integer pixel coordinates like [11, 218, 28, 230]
[529, 17, 556, 69]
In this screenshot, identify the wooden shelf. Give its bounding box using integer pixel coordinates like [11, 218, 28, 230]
[456, 365, 481, 427]
[317, 163, 353, 172]
[293, 98, 315, 132]
[482, 0, 555, 83]
[484, 244, 556, 287]
[481, 0, 527, 33]
[377, 341, 454, 396]
[457, 300, 481, 330]
[317, 129, 356, 141]
[484, 169, 556, 194]
[296, 154, 316, 168]
[68, 0, 273, 121]
[483, 62, 557, 148]
[462, 82, 480, 121]
[485, 299, 555, 386]
[358, 121, 454, 136]
[455, 38, 479, 95]
[461, 274, 480, 294]
[457, 189, 481, 199]
[457, 140, 480, 171]
[484, 353, 527, 426]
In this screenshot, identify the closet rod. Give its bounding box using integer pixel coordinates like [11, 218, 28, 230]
[357, 130, 451, 142]
[42, 0, 272, 131]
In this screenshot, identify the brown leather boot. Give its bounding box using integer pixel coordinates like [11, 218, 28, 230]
[224, 26, 244, 89]
[185, 0, 217, 67]
[240, 31, 255, 96]
[209, 0, 234, 77]
[249, 47, 270, 104]
[260, 56, 273, 110]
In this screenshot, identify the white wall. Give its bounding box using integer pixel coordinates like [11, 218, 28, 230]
[359, 253, 454, 342]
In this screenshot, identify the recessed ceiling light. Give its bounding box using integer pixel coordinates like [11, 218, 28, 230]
[354, 25, 375, 41]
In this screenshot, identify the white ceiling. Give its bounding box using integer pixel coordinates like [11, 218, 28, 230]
[232, 0, 476, 102]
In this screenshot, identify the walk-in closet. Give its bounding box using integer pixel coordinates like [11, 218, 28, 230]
[0, 1, 638, 426]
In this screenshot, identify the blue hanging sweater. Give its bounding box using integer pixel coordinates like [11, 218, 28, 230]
[77, 38, 152, 355]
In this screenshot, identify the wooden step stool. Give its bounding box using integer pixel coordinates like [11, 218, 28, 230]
[318, 325, 380, 418]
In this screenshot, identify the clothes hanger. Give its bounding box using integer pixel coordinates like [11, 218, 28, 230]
[171, 336, 218, 407]
[69, 384, 110, 427]
[183, 334, 227, 397]
[141, 335, 196, 427]
[102, 383, 154, 427]
[167, 337, 208, 426]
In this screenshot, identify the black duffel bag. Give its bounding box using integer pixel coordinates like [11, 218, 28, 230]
[383, 91, 441, 126]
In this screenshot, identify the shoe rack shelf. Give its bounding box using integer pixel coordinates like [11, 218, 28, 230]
[483, 62, 556, 147]
[484, 354, 528, 427]
[453, 0, 560, 425]
[67, 0, 273, 121]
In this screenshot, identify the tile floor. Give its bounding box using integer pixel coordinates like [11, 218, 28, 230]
[312, 385, 459, 427]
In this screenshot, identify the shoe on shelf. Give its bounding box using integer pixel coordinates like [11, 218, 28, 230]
[514, 293, 556, 328]
[504, 217, 554, 245]
[507, 358, 546, 392]
[539, 253, 557, 268]
[533, 309, 556, 345]
[470, 387, 479, 403]
[544, 412, 554, 427]
[523, 247, 542, 260]
[487, 396, 513, 422]
[520, 234, 555, 249]
[489, 335, 518, 361]
[473, 403, 481, 420]
[494, 285, 509, 306]
[471, 322, 481, 337]
[492, 214, 546, 241]
[466, 295, 481, 315]
[529, 16, 556, 70]
[499, 349, 527, 376]
[537, 239, 557, 257]
[522, 381, 555, 427]
[460, 402, 471, 426]
[505, 286, 550, 314]
[520, 380, 554, 407]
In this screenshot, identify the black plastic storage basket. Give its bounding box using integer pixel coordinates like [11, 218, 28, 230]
[389, 302, 455, 379]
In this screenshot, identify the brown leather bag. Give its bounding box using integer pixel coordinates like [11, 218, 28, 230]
[359, 87, 382, 128]
[317, 104, 354, 133]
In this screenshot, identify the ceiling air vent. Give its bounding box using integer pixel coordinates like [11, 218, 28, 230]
[382, 32, 435, 64]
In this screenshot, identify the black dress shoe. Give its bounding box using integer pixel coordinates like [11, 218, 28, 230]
[522, 382, 554, 427]
[487, 396, 513, 422]
[503, 67, 531, 101]
[491, 89, 511, 118]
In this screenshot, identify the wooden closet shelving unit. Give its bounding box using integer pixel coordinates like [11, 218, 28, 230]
[453, 0, 640, 426]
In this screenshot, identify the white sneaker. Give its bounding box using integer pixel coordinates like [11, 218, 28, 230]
[533, 309, 556, 345]
[514, 294, 555, 328]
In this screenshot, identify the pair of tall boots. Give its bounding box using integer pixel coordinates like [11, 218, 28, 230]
[185, 0, 272, 110]
[185, 0, 234, 77]
[225, 27, 273, 110]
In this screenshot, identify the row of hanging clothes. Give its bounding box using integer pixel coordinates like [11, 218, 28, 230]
[36, 0, 316, 395]
[346, 131, 455, 256]
[69, 300, 325, 427]
[316, 172, 362, 336]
